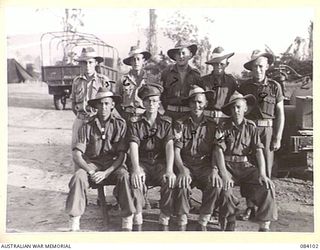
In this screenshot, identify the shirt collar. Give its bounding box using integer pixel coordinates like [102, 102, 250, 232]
[187, 114, 208, 126]
[172, 64, 192, 73]
[79, 72, 97, 81]
[128, 69, 147, 79]
[230, 118, 247, 130]
[252, 76, 269, 86]
[94, 113, 115, 131]
[141, 112, 161, 127]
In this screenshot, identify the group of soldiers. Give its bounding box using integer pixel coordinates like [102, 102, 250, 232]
[65, 40, 284, 232]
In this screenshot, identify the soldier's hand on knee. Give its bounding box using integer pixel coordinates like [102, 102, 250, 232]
[222, 176, 234, 190]
[210, 171, 223, 188]
[258, 175, 274, 190]
[131, 170, 145, 189]
[177, 173, 192, 189]
[163, 171, 176, 189]
[91, 171, 107, 184]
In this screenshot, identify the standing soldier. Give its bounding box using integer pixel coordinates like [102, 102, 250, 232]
[119, 46, 151, 121]
[127, 83, 176, 231]
[66, 87, 136, 231]
[238, 50, 285, 220]
[214, 91, 278, 232]
[71, 47, 111, 150]
[161, 40, 201, 120]
[199, 46, 238, 123]
[173, 86, 223, 231]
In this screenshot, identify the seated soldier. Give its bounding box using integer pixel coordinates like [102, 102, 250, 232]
[214, 91, 278, 232]
[174, 86, 223, 231]
[127, 83, 176, 231]
[66, 87, 136, 231]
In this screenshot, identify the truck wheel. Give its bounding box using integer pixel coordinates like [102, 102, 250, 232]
[54, 95, 63, 110]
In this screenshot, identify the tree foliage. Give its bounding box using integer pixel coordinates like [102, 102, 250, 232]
[162, 11, 214, 74]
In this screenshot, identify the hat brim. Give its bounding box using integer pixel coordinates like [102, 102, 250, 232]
[205, 52, 235, 65]
[167, 44, 198, 61]
[123, 51, 151, 66]
[88, 94, 121, 108]
[76, 56, 104, 64]
[221, 94, 256, 116]
[181, 90, 214, 106]
[244, 53, 274, 70]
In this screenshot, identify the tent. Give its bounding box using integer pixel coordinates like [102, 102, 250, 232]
[7, 58, 34, 83]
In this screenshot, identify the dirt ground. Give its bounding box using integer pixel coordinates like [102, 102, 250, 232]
[6, 82, 314, 232]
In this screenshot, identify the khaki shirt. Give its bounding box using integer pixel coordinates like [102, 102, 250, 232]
[127, 114, 174, 161]
[214, 118, 264, 156]
[73, 112, 127, 163]
[239, 77, 284, 120]
[199, 73, 238, 110]
[119, 69, 147, 109]
[174, 115, 216, 165]
[160, 64, 201, 107]
[71, 73, 111, 117]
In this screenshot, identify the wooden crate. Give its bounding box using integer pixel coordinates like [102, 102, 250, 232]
[290, 135, 313, 153]
[280, 151, 313, 170]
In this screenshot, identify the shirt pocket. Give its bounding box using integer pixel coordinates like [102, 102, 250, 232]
[261, 96, 276, 116]
[87, 134, 102, 156]
[225, 134, 235, 151]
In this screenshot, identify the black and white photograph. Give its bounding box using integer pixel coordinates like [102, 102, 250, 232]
[5, 7, 314, 235]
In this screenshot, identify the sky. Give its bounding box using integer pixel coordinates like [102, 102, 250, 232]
[5, 7, 313, 74]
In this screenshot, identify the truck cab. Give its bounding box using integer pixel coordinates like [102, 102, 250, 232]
[40, 31, 119, 110]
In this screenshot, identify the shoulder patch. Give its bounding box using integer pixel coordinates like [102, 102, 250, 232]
[113, 112, 125, 122]
[97, 73, 109, 80]
[130, 115, 141, 123]
[267, 78, 281, 87]
[191, 67, 201, 75]
[73, 75, 85, 83]
[87, 116, 96, 125]
[246, 119, 256, 127]
[160, 115, 172, 123]
[97, 74, 112, 87]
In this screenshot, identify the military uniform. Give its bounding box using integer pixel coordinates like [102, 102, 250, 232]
[70, 73, 111, 149]
[118, 69, 147, 121]
[174, 115, 222, 226]
[127, 114, 175, 219]
[161, 64, 201, 120]
[239, 77, 284, 178]
[214, 118, 278, 223]
[66, 112, 135, 218]
[199, 73, 238, 122]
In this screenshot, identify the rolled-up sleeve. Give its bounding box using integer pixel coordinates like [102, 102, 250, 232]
[163, 122, 174, 146]
[251, 127, 264, 151]
[128, 122, 141, 146]
[73, 123, 88, 153]
[213, 128, 227, 152]
[115, 120, 128, 152]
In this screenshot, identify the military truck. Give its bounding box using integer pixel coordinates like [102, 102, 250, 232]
[268, 56, 313, 179]
[40, 31, 119, 110]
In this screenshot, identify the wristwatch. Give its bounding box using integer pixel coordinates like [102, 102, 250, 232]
[88, 170, 95, 175]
